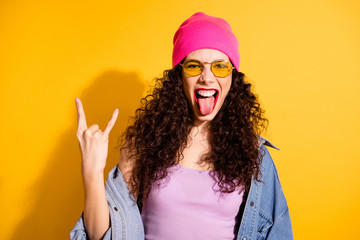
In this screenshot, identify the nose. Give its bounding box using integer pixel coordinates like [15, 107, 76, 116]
[199, 64, 215, 84]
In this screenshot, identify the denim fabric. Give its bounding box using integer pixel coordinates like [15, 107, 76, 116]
[70, 141, 293, 240]
[237, 143, 293, 240]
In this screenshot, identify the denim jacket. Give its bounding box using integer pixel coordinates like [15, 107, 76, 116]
[70, 139, 293, 240]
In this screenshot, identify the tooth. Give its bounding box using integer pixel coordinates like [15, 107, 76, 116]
[197, 90, 216, 97]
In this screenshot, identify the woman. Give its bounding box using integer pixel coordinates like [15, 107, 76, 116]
[71, 12, 293, 240]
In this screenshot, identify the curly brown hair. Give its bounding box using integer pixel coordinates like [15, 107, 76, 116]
[120, 64, 268, 206]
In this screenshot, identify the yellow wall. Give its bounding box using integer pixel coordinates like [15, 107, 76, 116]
[1, 0, 359, 239]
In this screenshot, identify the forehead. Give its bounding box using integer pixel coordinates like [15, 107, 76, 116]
[185, 49, 230, 62]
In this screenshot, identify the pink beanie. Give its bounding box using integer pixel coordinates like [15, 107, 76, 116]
[172, 12, 240, 70]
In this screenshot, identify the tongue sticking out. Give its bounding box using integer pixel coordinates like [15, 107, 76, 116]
[197, 96, 215, 115]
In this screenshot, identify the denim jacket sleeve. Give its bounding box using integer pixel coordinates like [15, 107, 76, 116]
[70, 166, 145, 240]
[70, 212, 112, 239]
[237, 144, 293, 240]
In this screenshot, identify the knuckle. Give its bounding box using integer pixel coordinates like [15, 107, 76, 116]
[84, 129, 92, 136]
[76, 131, 82, 139]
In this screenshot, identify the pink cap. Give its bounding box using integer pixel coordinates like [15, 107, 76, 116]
[172, 12, 240, 70]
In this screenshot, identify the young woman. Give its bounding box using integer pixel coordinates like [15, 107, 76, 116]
[71, 12, 293, 240]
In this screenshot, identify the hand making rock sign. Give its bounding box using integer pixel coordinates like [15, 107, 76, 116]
[75, 97, 119, 239]
[75, 97, 119, 175]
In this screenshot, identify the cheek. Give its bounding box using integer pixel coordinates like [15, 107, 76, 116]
[221, 77, 232, 96]
[182, 78, 194, 100]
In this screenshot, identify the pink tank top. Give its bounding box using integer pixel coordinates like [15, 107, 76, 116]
[141, 165, 244, 240]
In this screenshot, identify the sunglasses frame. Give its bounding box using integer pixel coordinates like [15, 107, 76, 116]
[180, 59, 234, 78]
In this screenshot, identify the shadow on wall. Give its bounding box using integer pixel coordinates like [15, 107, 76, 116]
[11, 70, 146, 239]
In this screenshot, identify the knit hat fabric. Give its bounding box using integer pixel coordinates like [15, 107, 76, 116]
[172, 12, 240, 70]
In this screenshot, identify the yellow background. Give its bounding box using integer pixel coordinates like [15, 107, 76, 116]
[1, 0, 359, 239]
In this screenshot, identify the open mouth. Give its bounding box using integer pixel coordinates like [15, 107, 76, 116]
[194, 88, 219, 115]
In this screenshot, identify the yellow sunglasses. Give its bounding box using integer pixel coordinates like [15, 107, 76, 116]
[180, 59, 234, 78]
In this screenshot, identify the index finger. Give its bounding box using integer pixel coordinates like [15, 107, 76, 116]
[103, 108, 119, 136]
[75, 98, 88, 132]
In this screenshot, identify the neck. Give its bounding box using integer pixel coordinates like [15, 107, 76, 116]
[187, 120, 211, 146]
[192, 120, 211, 137]
[179, 119, 213, 170]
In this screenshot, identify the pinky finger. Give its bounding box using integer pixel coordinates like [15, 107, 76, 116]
[103, 108, 119, 136]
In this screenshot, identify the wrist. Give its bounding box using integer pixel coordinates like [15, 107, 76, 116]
[81, 168, 104, 187]
[81, 159, 105, 175]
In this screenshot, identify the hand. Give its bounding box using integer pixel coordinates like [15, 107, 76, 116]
[75, 98, 119, 177]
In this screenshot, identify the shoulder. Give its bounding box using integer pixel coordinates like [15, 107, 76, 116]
[258, 136, 280, 180]
[257, 138, 289, 220]
[118, 145, 136, 186]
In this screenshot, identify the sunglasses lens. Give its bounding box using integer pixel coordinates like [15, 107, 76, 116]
[182, 60, 233, 77]
[183, 60, 202, 76]
[212, 61, 233, 77]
